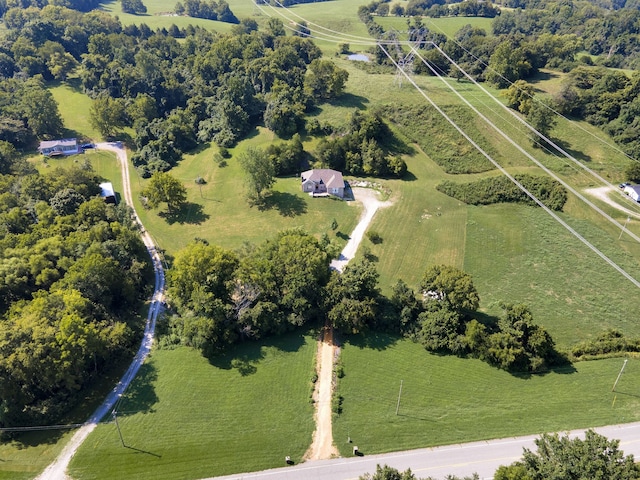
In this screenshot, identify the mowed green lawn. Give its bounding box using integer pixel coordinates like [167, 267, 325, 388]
[333, 335, 640, 456]
[129, 130, 361, 255]
[0, 431, 76, 480]
[69, 332, 317, 480]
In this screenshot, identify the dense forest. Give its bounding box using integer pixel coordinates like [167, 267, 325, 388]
[0, 157, 153, 427]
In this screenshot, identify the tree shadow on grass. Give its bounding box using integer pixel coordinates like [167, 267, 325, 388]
[159, 202, 209, 225]
[553, 139, 592, 163]
[328, 93, 369, 110]
[207, 329, 308, 375]
[258, 192, 308, 217]
[344, 332, 399, 351]
[115, 361, 159, 417]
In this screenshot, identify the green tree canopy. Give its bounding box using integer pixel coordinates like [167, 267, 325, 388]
[90, 95, 127, 139]
[420, 264, 480, 313]
[167, 241, 239, 315]
[141, 171, 187, 213]
[238, 146, 275, 204]
[496, 430, 640, 480]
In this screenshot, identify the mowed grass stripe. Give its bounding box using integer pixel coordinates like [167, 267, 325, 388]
[333, 335, 640, 456]
[371, 152, 467, 293]
[465, 204, 640, 347]
[69, 332, 317, 480]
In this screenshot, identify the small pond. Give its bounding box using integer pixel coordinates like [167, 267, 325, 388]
[347, 53, 370, 62]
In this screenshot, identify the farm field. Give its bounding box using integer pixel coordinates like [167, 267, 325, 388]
[333, 335, 640, 456]
[68, 332, 317, 480]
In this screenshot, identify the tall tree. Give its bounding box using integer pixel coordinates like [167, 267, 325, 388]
[526, 97, 557, 148]
[420, 265, 480, 313]
[90, 95, 126, 139]
[168, 241, 238, 315]
[141, 171, 187, 213]
[305, 59, 349, 100]
[238, 146, 274, 204]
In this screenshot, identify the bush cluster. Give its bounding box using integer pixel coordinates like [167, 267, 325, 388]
[571, 330, 640, 360]
[437, 174, 568, 211]
[314, 111, 407, 178]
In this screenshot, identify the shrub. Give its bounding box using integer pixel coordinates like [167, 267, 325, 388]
[571, 329, 640, 359]
[331, 393, 344, 414]
[367, 230, 382, 244]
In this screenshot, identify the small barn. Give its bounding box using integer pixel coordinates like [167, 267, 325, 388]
[99, 182, 117, 204]
[38, 138, 79, 156]
[301, 169, 345, 198]
[623, 184, 640, 202]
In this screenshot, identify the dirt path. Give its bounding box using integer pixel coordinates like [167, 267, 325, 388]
[585, 186, 640, 220]
[305, 327, 340, 460]
[35, 144, 165, 480]
[306, 187, 393, 461]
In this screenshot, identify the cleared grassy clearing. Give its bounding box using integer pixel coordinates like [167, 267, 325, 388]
[99, 0, 238, 33]
[128, 132, 361, 255]
[33, 150, 124, 200]
[49, 80, 101, 141]
[0, 431, 76, 480]
[69, 332, 317, 480]
[465, 204, 640, 347]
[333, 335, 640, 456]
[365, 152, 469, 292]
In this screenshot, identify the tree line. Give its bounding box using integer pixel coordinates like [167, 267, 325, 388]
[163, 231, 562, 374]
[0, 158, 153, 428]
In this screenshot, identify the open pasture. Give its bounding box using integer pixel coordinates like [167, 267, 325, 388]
[333, 335, 640, 456]
[68, 332, 317, 480]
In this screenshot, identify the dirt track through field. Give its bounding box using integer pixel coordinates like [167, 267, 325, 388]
[305, 187, 392, 461]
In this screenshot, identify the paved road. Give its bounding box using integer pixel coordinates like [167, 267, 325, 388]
[206, 421, 640, 480]
[35, 143, 165, 480]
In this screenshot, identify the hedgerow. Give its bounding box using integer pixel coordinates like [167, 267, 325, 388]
[436, 174, 568, 211]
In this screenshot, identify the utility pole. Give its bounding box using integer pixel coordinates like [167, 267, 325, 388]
[619, 216, 631, 240]
[113, 411, 126, 447]
[395, 380, 403, 415]
[612, 359, 628, 392]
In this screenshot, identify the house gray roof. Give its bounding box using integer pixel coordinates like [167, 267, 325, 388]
[301, 169, 344, 189]
[39, 138, 77, 149]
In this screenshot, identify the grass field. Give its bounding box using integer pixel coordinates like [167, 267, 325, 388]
[128, 130, 361, 255]
[333, 334, 640, 456]
[68, 332, 317, 480]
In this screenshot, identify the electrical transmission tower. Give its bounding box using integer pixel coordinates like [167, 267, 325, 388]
[391, 28, 426, 87]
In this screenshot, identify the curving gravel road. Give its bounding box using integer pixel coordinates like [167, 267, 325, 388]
[35, 143, 165, 480]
